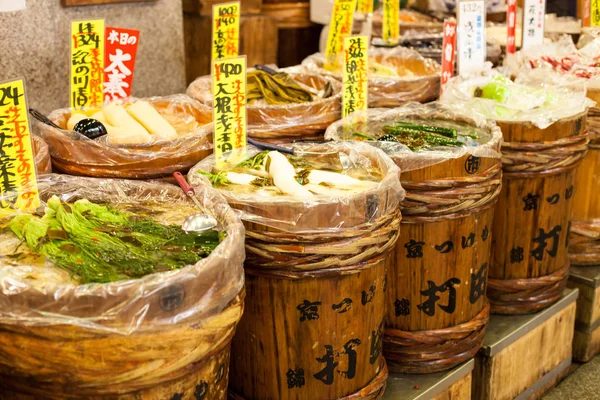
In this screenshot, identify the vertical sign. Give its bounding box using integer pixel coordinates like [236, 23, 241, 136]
[342, 36, 369, 118]
[325, 0, 358, 70]
[457, 1, 485, 76]
[383, 0, 400, 45]
[104, 27, 140, 103]
[71, 20, 105, 109]
[357, 0, 374, 13]
[212, 56, 247, 165]
[0, 79, 39, 211]
[507, 0, 517, 54]
[522, 0, 545, 49]
[440, 21, 456, 94]
[212, 2, 240, 61]
[590, 0, 598, 26]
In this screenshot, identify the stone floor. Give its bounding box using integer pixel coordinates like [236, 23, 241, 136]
[542, 357, 600, 399]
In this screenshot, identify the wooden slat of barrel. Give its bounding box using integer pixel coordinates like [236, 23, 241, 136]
[489, 111, 588, 314]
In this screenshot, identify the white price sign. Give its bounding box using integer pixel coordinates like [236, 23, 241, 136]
[522, 0, 546, 49]
[457, 0, 486, 76]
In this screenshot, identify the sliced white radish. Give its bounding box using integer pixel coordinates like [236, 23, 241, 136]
[91, 111, 109, 126]
[307, 170, 376, 188]
[103, 103, 149, 136]
[304, 183, 359, 196]
[225, 172, 260, 186]
[66, 113, 87, 131]
[106, 126, 151, 145]
[126, 101, 178, 140]
[266, 152, 313, 197]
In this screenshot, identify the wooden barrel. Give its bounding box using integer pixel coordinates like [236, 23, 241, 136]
[0, 175, 245, 399]
[188, 142, 403, 399]
[570, 90, 600, 266]
[187, 71, 342, 143]
[324, 106, 503, 374]
[32, 134, 52, 175]
[35, 96, 213, 179]
[488, 111, 589, 314]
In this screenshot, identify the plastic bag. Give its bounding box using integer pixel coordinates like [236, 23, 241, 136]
[32, 134, 51, 175]
[0, 174, 245, 334]
[34, 95, 213, 179]
[188, 141, 404, 233]
[440, 70, 595, 129]
[301, 46, 441, 107]
[187, 69, 342, 143]
[324, 102, 503, 173]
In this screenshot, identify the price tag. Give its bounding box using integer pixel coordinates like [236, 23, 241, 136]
[0, 79, 40, 211]
[212, 56, 247, 165]
[104, 27, 140, 103]
[383, 0, 400, 45]
[590, 0, 599, 26]
[522, 0, 545, 49]
[325, 0, 358, 70]
[212, 1, 240, 60]
[457, 1, 485, 76]
[440, 21, 456, 94]
[343, 36, 368, 118]
[70, 20, 105, 109]
[357, 0, 374, 14]
[507, 0, 517, 53]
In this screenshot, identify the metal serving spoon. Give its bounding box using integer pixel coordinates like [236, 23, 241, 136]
[173, 172, 218, 233]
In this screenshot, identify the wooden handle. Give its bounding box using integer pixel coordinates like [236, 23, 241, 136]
[173, 172, 195, 196]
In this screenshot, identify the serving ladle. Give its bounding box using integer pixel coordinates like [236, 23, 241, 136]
[173, 172, 218, 233]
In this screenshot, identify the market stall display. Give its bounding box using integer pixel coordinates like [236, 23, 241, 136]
[187, 69, 341, 143]
[189, 142, 404, 399]
[34, 95, 213, 179]
[442, 73, 593, 314]
[302, 46, 440, 107]
[326, 103, 503, 373]
[32, 134, 51, 175]
[0, 174, 245, 399]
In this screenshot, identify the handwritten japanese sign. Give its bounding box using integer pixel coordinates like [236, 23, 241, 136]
[104, 27, 139, 103]
[522, 0, 545, 49]
[507, 0, 517, 54]
[70, 20, 105, 109]
[212, 2, 240, 60]
[383, 0, 400, 45]
[212, 56, 247, 164]
[325, 0, 358, 69]
[357, 0, 374, 13]
[343, 36, 368, 118]
[590, 0, 598, 26]
[440, 21, 456, 94]
[457, 1, 485, 76]
[0, 80, 39, 211]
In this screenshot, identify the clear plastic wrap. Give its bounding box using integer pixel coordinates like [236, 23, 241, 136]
[301, 46, 441, 107]
[188, 141, 404, 233]
[34, 95, 213, 179]
[186, 69, 342, 143]
[324, 102, 503, 173]
[0, 174, 245, 333]
[32, 134, 52, 175]
[440, 70, 595, 129]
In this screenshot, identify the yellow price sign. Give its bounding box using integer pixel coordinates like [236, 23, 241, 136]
[0, 79, 40, 211]
[70, 20, 105, 109]
[212, 56, 247, 165]
[325, 0, 358, 70]
[383, 0, 400, 45]
[357, 0, 374, 13]
[591, 0, 599, 26]
[212, 1, 240, 60]
[342, 36, 369, 118]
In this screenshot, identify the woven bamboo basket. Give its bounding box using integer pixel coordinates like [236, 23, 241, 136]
[187, 71, 342, 144]
[35, 95, 213, 179]
[570, 89, 600, 266]
[489, 111, 589, 314]
[301, 47, 441, 108]
[0, 175, 245, 399]
[189, 142, 404, 399]
[32, 134, 52, 175]
[325, 104, 503, 374]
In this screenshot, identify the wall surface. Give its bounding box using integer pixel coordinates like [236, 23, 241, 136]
[0, 0, 186, 113]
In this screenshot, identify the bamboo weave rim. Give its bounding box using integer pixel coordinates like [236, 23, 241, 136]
[382, 303, 490, 374]
[501, 132, 589, 174]
[569, 220, 600, 266]
[587, 106, 600, 145]
[227, 361, 388, 400]
[0, 294, 244, 397]
[243, 210, 401, 275]
[487, 263, 569, 314]
[400, 163, 502, 220]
